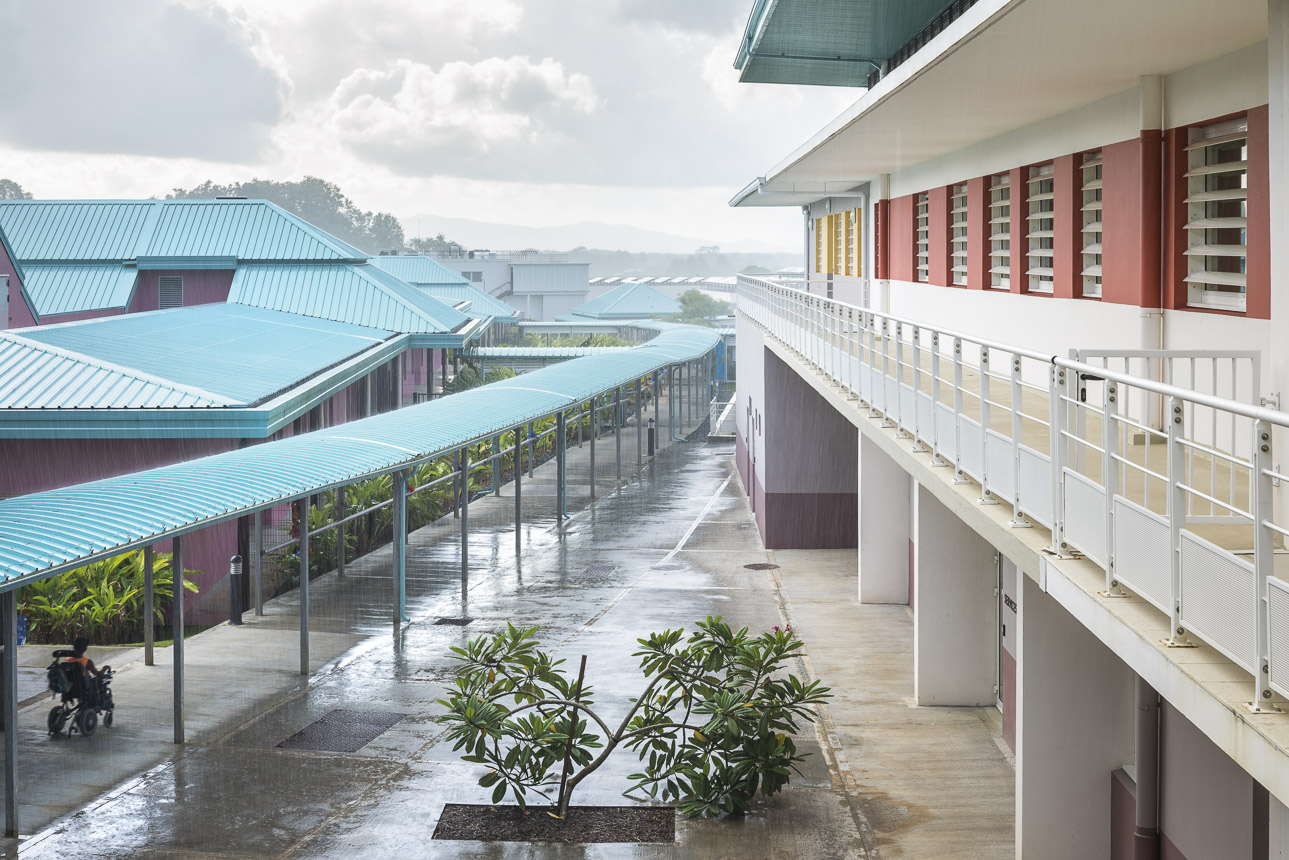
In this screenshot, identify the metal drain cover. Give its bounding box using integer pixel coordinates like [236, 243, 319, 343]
[744, 563, 780, 571]
[277, 709, 406, 753]
[580, 563, 617, 577]
[434, 617, 474, 626]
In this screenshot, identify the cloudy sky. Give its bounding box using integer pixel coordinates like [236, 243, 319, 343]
[0, 0, 855, 251]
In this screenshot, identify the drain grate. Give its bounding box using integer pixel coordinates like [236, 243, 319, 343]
[277, 709, 407, 753]
[434, 617, 474, 626]
[743, 563, 780, 571]
[580, 563, 618, 577]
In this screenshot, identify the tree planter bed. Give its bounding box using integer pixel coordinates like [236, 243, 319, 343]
[433, 804, 675, 844]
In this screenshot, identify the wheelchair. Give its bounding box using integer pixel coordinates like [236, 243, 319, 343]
[46, 650, 115, 737]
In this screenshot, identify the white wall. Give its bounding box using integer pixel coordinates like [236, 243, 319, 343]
[858, 434, 912, 604]
[1017, 572, 1136, 860]
[735, 313, 767, 492]
[511, 262, 590, 295]
[1164, 40, 1268, 129]
[913, 482, 998, 705]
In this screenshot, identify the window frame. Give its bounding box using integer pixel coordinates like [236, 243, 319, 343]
[988, 175, 1011, 290]
[1183, 118, 1248, 312]
[950, 184, 968, 287]
[1080, 152, 1103, 299]
[1026, 163, 1055, 295]
[915, 192, 930, 283]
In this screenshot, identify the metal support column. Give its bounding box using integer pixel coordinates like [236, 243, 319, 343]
[556, 412, 567, 519]
[589, 400, 597, 499]
[453, 449, 460, 518]
[393, 471, 407, 624]
[460, 454, 470, 585]
[144, 545, 155, 665]
[2, 589, 15, 837]
[514, 428, 523, 555]
[614, 387, 622, 483]
[578, 403, 584, 447]
[653, 370, 660, 417]
[492, 434, 501, 496]
[527, 423, 535, 479]
[252, 511, 264, 614]
[173, 536, 185, 743]
[336, 488, 346, 579]
[299, 499, 312, 674]
[669, 366, 676, 441]
[635, 378, 643, 466]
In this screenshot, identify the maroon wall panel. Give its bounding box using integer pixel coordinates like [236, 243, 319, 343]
[1009, 167, 1027, 294]
[875, 199, 890, 280]
[1053, 154, 1080, 299]
[928, 185, 950, 286]
[889, 195, 915, 282]
[966, 176, 989, 290]
[128, 269, 234, 314]
[1246, 105, 1270, 319]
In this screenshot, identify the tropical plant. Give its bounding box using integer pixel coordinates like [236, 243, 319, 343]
[19, 550, 199, 645]
[436, 617, 830, 818]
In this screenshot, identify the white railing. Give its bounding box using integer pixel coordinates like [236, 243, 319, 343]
[737, 274, 1289, 709]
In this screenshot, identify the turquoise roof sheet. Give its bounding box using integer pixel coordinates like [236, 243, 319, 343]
[416, 283, 519, 323]
[8, 304, 391, 408]
[228, 263, 471, 336]
[147, 200, 367, 261]
[0, 324, 721, 587]
[369, 255, 469, 286]
[19, 264, 139, 317]
[570, 281, 681, 319]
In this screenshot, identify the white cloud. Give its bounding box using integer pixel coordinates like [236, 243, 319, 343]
[329, 57, 599, 168]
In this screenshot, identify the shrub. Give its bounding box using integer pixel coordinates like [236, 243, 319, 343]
[436, 617, 830, 818]
[19, 550, 199, 645]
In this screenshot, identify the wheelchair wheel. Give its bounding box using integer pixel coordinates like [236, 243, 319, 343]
[76, 708, 97, 737]
[103, 710, 114, 728]
[48, 706, 66, 736]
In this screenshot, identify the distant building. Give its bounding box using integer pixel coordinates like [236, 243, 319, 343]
[427, 248, 589, 321]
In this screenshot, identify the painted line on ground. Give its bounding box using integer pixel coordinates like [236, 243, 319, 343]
[654, 473, 733, 567]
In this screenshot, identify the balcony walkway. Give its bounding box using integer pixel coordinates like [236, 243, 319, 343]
[3, 436, 1014, 858]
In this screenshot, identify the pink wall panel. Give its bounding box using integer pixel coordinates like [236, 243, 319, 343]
[888, 195, 915, 283]
[0, 239, 36, 329]
[128, 270, 233, 314]
[1245, 105, 1270, 320]
[1008, 167, 1027, 295]
[966, 176, 988, 291]
[1052, 154, 1080, 300]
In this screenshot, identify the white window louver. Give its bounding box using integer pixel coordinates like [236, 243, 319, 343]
[1081, 152, 1103, 298]
[1026, 164, 1055, 294]
[158, 276, 183, 309]
[915, 192, 930, 282]
[989, 175, 1010, 289]
[951, 184, 968, 286]
[1184, 118, 1247, 311]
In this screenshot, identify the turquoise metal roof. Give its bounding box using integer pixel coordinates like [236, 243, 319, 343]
[735, 0, 955, 87]
[0, 201, 155, 261]
[0, 324, 721, 588]
[147, 200, 367, 261]
[19, 264, 138, 317]
[369, 255, 469, 286]
[7, 304, 391, 408]
[570, 282, 681, 319]
[467, 346, 631, 359]
[228, 263, 473, 338]
[416, 283, 519, 323]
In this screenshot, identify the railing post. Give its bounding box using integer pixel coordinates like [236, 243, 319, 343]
[979, 347, 996, 504]
[1166, 396, 1191, 646]
[1050, 364, 1072, 555]
[911, 327, 928, 451]
[1103, 383, 1123, 591]
[1010, 356, 1031, 526]
[954, 338, 969, 485]
[894, 323, 910, 438]
[1253, 418, 1275, 708]
[930, 333, 948, 467]
[879, 320, 894, 426]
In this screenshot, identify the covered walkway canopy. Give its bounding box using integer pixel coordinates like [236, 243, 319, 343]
[0, 324, 721, 591]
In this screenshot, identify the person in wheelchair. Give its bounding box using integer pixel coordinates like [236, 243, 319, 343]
[47, 634, 114, 735]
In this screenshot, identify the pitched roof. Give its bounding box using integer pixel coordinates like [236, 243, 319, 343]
[414, 283, 519, 323]
[369, 254, 469, 286]
[5, 304, 392, 409]
[18, 264, 138, 317]
[228, 263, 475, 338]
[570, 281, 681, 319]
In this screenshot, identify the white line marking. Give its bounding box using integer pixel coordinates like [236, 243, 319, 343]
[655, 474, 733, 567]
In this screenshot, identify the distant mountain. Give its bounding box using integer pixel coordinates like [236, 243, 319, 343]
[399, 213, 792, 254]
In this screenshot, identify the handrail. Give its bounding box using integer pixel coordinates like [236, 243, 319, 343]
[736, 273, 1287, 710]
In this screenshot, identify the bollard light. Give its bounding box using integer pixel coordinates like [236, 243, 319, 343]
[647, 418, 656, 457]
[228, 554, 244, 626]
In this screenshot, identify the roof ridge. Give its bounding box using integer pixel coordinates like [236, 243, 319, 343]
[0, 330, 236, 407]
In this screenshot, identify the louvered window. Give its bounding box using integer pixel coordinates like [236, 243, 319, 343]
[950, 184, 968, 286]
[989, 175, 1010, 289]
[834, 214, 845, 275]
[158, 276, 183, 309]
[847, 208, 861, 277]
[1026, 164, 1055, 294]
[1184, 118, 1247, 311]
[1081, 152, 1103, 298]
[915, 192, 929, 282]
[814, 219, 825, 274]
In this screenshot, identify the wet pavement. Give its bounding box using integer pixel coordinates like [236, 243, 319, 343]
[2, 400, 1013, 858]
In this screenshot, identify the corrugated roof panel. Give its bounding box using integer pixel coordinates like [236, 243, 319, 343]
[369, 255, 470, 286]
[11, 304, 392, 407]
[19, 264, 138, 317]
[0, 324, 721, 586]
[571, 282, 681, 319]
[0, 201, 154, 261]
[146, 200, 368, 261]
[415, 283, 518, 322]
[230, 264, 470, 334]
